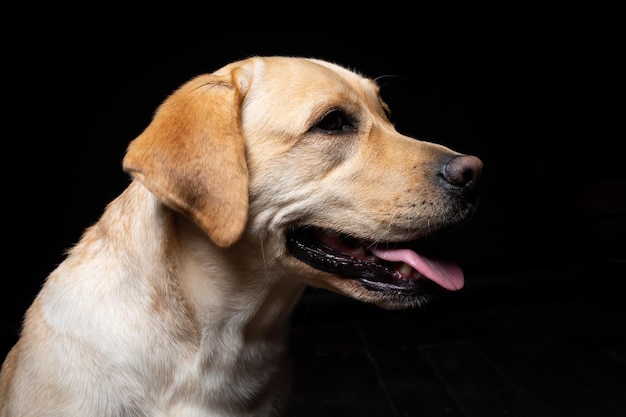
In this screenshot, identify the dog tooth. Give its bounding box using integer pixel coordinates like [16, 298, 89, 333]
[354, 246, 367, 256]
[398, 263, 413, 276]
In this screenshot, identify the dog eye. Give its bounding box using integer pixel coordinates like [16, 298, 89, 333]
[315, 110, 357, 134]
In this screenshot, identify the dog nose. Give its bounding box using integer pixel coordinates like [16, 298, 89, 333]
[442, 155, 483, 195]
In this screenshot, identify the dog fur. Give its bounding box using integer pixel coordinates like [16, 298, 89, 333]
[0, 56, 482, 416]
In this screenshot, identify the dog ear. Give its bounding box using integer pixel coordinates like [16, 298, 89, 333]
[123, 70, 250, 248]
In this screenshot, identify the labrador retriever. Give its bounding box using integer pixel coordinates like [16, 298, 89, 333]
[0, 56, 482, 416]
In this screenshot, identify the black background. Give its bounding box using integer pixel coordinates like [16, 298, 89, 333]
[3, 11, 625, 354]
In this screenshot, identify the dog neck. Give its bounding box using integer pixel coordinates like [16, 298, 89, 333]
[39, 180, 302, 413]
[114, 181, 307, 347]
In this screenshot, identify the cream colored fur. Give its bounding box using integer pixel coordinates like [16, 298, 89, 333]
[0, 56, 473, 416]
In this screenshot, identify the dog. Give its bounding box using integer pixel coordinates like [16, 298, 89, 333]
[0, 56, 482, 416]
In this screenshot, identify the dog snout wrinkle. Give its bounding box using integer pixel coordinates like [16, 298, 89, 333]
[442, 155, 483, 195]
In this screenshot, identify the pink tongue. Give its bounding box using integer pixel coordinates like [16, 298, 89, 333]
[369, 248, 464, 291]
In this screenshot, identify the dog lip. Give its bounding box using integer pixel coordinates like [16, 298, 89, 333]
[285, 227, 445, 294]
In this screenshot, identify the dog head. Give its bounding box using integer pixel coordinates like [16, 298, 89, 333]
[123, 56, 482, 309]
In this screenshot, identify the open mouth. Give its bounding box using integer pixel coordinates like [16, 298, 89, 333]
[286, 227, 464, 295]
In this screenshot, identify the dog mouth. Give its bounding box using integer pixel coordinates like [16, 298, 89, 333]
[286, 227, 464, 295]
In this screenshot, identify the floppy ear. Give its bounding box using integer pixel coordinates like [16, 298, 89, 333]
[123, 69, 250, 248]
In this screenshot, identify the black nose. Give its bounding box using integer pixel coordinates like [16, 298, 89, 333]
[442, 154, 483, 195]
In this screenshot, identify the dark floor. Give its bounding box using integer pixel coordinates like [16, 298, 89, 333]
[1, 260, 624, 416]
[285, 260, 626, 417]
